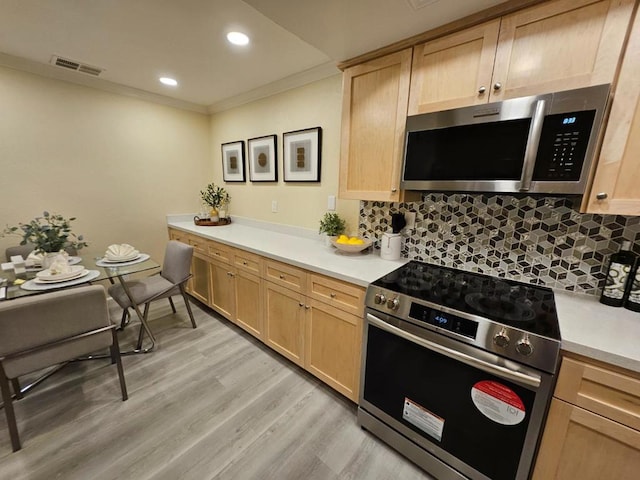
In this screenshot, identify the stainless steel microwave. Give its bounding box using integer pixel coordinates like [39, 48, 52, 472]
[401, 84, 611, 195]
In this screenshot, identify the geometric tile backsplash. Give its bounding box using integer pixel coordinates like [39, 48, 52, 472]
[360, 194, 640, 296]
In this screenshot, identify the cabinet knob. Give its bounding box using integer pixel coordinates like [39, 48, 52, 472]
[478, 86, 486, 94]
[299, 302, 304, 307]
[493, 82, 502, 91]
[279, 274, 285, 279]
[391, 188, 397, 193]
[243, 261, 248, 265]
[305, 305, 310, 310]
[596, 192, 608, 200]
[330, 292, 336, 298]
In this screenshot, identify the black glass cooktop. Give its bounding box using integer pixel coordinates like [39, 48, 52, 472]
[372, 261, 560, 340]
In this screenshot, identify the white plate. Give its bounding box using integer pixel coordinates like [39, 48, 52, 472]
[103, 253, 140, 262]
[35, 265, 86, 282]
[34, 268, 90, 284]
[95, 253, 150, 268]
[22, 270, 100, 291]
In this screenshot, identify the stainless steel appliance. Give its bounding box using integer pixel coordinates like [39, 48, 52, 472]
[401, 84, 610, 195]
[358, 261, 561, 480]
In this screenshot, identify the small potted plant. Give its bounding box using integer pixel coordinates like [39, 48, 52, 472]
[200, 183, 231, 221]
[2, 211, 88, 268]
[319, 212, 346, 246]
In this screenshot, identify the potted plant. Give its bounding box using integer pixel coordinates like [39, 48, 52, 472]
[200, 183, 231, 221]
[2, 211, 88, 267]
[319, 212, 346, 246]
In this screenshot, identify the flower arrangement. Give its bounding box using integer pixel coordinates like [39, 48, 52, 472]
[2, 211, 88, 253]
[319, 212, 346, 237]
[200, 183, 230, 210]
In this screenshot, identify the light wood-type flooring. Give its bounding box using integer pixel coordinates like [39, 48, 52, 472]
[0, 297, 434, 480]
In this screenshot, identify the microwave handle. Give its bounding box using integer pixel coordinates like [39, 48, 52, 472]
[519, 99, 547, 191]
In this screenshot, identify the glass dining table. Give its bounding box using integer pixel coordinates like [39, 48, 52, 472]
[0, 254, 161, 354]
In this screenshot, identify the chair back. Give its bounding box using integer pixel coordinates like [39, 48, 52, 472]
[161, 240, 193, 285]
[5, 245, 34, 262]
[0, 285, 113, 379]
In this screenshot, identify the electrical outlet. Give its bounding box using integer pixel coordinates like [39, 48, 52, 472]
[271, 200, 278, 213]
[405, 211, 416, 230]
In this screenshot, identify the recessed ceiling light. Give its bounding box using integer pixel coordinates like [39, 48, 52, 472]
[159, 77, 178, 86]
[227, 31, 249, 46]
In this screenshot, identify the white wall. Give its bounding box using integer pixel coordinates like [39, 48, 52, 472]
[210, 75, 360, 235]
[0, 66, 211, 261]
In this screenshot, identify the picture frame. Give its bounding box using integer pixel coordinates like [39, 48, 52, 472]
[248, 134, 278, 182]
[221, 141, 246, 182]
[283, 127, 322, 182]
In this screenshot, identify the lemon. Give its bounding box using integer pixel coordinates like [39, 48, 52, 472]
[336, 235, 349, 244]
[347, 237, 361, 245]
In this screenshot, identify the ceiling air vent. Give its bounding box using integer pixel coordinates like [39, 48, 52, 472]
[406, 0, 439, 10]
[50, 55, 103, 76]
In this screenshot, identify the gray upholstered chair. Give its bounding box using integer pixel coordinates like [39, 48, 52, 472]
[108, 241, 197, 348]
[0, 285, 128, 452]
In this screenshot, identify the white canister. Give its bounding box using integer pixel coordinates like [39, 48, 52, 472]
[380, 232, 401, 260]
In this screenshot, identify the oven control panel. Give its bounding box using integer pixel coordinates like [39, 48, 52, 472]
[409, 303, 478, 339]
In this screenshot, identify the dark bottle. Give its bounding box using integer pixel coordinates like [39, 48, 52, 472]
[624, 259, 640, 312]
[600, 241, 636, 307]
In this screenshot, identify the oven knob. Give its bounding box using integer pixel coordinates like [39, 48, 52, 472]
[493, 329, 510, 348]
[386, 297, 400, 311]
[516, 337, 534, 356]
[374, 293, 386, 305]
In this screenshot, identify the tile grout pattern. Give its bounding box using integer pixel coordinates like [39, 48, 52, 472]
[360, 194, 640, 295]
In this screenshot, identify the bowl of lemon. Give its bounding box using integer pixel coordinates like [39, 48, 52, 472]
[332, 235, 373, 253]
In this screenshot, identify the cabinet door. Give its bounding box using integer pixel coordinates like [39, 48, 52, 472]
[586, 6, 640, 214]
[235, 270, 263, 340]
[532, 398, 640, 479]
[264, 281, 305, 367]
[189, 252, 211, 305]
[408, 20, 500, 115]
[339, 48, 412, 202]
[305, 299, 362, 402]
[209, 260, 235, 320]
[491, 0, 634, 101]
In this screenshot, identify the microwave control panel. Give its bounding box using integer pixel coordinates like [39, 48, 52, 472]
[532, 110, 596, 181]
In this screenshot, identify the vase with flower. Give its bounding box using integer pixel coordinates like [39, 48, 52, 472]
[200, 183, 231, 222]
[2, 211, 88, 269]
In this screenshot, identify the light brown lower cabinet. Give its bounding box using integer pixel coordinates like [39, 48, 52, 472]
[533, 356, 640, 479]
[168, 228, 365, 402]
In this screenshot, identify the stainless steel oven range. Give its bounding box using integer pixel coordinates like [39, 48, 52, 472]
[358, 261, 561, 480]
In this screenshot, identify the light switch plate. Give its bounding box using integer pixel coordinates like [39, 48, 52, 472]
[271, 200, 278, 213]
[327, 195, 336, 211]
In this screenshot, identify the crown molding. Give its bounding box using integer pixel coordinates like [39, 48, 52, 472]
[207, 61, 340, 114]
[0, 52, 209, 114]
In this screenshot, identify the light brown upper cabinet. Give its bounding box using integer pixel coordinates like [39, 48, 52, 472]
[339, 48, 412, 202]
[586, 6, 640, 215]
[409, 0, 635, 115]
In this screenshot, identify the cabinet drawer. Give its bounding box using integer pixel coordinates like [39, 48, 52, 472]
[264, 260, 307, 293]
[308, 273, 365, 317]
[208, 241, 232, 264]
[555, 357, 640, 431]
[234, 249, 262, 276]
[187, 236, 209, 255]
[168, 228, 188, 244]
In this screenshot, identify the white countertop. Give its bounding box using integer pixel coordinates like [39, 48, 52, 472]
[168, 215, 640, 374]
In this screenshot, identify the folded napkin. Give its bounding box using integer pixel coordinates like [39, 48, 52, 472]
[49, 257, 72, 275]
[105, 243, 139, 260]
[27, 251, 44, 265]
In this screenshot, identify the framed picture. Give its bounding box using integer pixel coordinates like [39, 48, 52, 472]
[283, 127, 322, 182]
[248, 134, 278, 182]
[221, 141, 246, 182]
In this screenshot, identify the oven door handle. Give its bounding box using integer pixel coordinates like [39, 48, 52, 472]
[367, 313, 541, 388]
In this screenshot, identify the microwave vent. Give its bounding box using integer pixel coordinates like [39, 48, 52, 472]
[50, 55, 103, 76]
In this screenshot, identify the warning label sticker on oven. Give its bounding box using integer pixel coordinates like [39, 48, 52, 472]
[471, 380, 526, 425]
[402, 397, 444, 441]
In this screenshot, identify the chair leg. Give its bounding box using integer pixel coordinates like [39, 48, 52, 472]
[119, 309, 130, 330]
[110, 330, 128, 401]
[136, 303, 151, 350]
[0, 368, 21, 452]
[168, 297, 177, 314]
[11, 378, 23, 400]
[179, 284, 197, 329]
